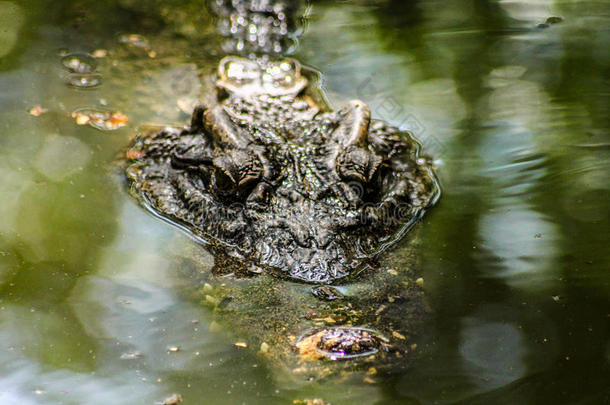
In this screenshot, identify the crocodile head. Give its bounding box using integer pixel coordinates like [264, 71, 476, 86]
[126, 57, 439, 283]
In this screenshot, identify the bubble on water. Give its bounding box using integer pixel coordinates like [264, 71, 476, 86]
[61, 53, 97, 73]
[67, 73, 102, 88]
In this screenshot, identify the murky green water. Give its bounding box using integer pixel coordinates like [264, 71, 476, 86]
[1, 0, 608, 404]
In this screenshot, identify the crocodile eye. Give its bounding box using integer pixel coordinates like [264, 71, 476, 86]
[213, 163, 236, 191]
[336, 147, 381, 184]
[212, 150, 262, 195]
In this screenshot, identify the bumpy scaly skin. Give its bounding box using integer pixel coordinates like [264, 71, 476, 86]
[125, 56, 439, 283]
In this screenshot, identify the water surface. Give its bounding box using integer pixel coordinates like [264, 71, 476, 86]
[0, 0, 608, 404]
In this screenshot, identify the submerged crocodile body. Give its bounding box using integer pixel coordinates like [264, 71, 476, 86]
[124, 0, 440, 375]
[126, 56, 439, 283]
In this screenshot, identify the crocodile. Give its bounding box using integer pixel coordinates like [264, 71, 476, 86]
[125, 56, 439, 284]
[123, 0, 440, 375]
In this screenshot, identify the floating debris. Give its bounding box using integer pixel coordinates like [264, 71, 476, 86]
[119, 33, 156, 57]
[28, 105, 48, 116]
[293, 399, 330, 405]
[375, 304, 387, 316]
[119, 33, 150, 49]
[61, 53, 103, 88]
[120, 351, 143, 360]
[296, 327, 388, 361]
[204, 294, 219, 306]
[67, 73, 102, 88]
[311, 286, 342, 301]
[92, 49, 108, 58]
[162, 393, 182, 405]
[126, 148, 146, 160]
[61, 53, 97, 73]
[415, 277, 424, 287]
[392, 331, 406, 340]
[537, 16, 564, 29]
[259, 342, 269, 353]
[546, 16, 564, 24]
[166, 345, 180, 353]
[234, 341, 248, 348]
[71, 108, 128, 131]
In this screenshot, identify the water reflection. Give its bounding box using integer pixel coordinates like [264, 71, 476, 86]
[0, 1, 24, 58]
[35, 134, 92, 180]
[460, 317, 526, 389]
[479, 205, 560, 288]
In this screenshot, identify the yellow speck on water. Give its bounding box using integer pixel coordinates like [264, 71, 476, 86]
[366, 367, 377, 375]
[166, 346, 180, 353]
[71, 109, 128, 130]
[28, 105, 48, 116]
[92, 49, 108, 58]
[392, 331, 406, 340]
[162, 394, 182, 405]
[293, 399, 329, 405]
[203, 283, 213, 293]
[75, 114, 90, 125]
[235, 341, 248, 348]
[363, 376, 376, 384]
[416, 277, 424, 287]
[205, 294, 218, 305]
[410, 343, 418, 350]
